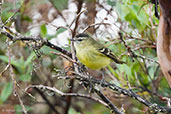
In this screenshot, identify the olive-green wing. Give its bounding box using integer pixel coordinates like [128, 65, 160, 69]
[98, 47, 125, 64]
[90, 37, 125, 64]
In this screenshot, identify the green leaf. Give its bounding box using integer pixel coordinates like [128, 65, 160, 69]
[115, 1, 149, 32]
[107, 65, 119, 79]
[91, 104, 110, 114]
[1, 11, 14, 24]
[0, 55, 26, 73]
[46, 34, 58, 40]
[40, 46, 54, 55]
[107, 0, 116, 6]
[49, 0, 68, 11]
[1, 2, 14, 23]
[131, 62, 140, 76]
[125, 10, 142, 30]
[19, 74, 31, 82]
[57, 28, 67, 34]
[115, 2, 130, 20]
[0, 82, 13, 102]
[15, 105, 32, 114]
[69, 108, 81, 114]
[40, 24, 47, 37]
[119, 64, 131, 77]
[46, 26, 67, 40]
[24, 52, 35, 66]
[0, 55, 20, 68]
[148, 65, 156, 79]
[21, 15, 32, 22]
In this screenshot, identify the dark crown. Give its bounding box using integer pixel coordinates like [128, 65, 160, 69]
[75, 33, 89, 38]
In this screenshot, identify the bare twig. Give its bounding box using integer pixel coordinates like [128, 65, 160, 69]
[1, 1, 170, 113]
[0, 64, 10, 77]
[16, 83, 36, 100]
[68, 72, 171, 113]
[51, 51, 77, 64]
[135, 53, 159, 64]
[25, 85, 109, 107]
[0, 3, 28, 112]
[64, 8, 86, 114]
[34, 87, 60, 114]
[2, 19, 170, 114]
[82, 23, 111, 33]
[71, 1, 83, 36]
[15, 92, 28, 114]
[0, 0, 3, 26]
[119, 32, 158, 63]
[53, 69, 171, 113]
[1, 27, 72, 58]
[48, 23, 73, 37]
[119, 32, 135, 59]
[126, 35, 154, 44]
[69, 9, 86, 28]
[132, 45, 156, 51]
[125, 75, 132, 89]
[7, 39, 28, 114]
[3, 2, 23, 26]
[94, 88, 124, 114]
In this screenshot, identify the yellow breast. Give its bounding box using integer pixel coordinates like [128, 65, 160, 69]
[76, 45, 112, 70]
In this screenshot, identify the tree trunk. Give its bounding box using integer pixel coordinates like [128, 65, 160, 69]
[157, 0, 171, 87]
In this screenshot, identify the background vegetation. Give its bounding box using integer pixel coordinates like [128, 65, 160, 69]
[0, 0, 170, 114]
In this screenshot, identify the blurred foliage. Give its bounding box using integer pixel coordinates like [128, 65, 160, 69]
[0, 82, 13, 103]
[0, 0, 170, 114]
[49, 0, 68, 11]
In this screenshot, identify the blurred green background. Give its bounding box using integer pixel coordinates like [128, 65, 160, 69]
[0, 0, 170, 114]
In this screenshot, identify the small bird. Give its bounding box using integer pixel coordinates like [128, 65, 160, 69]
[74, 33, 125, 70]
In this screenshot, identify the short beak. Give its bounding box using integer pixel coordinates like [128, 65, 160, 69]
[70, 39, 77, 41]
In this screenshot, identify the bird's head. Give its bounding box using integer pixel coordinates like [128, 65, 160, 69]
[72, 33, 96, 49]
[75, 33, 90, 42]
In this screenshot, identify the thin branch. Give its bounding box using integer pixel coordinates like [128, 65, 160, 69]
[132, 45, 156, 51]
[97, 81, 171, 113]
[63, 73, 171, 113]
[48, 23, 73, 37]
[15, 92, 28, 114]
[94, 88, 124, 114]
[119, 32, 135, 60]
[0, 0, 3, 26]
[45, 40, 72, 58]
[64, 8, 86, 114]
[34, 87, 60, 114]
[126, 35, 154, 44]
[3, 2, 23, 26]
[64, 80, 74, 114]
[25, 85, 109, 108]
[0, 4, 28, 112]
[71, 1, 83, 36]
[2, 21, 170, 113]
[1, 2, 170, 113]
[0, 64, 10, 77]
[119, 32, 158, 63]
[51, 51, 77, 64]
[82, 22, 111, 33]
[49, 8, 86, 114]
[135, 53, 159, 64]
[16, 83, 36, 100]
[1, 27, 72, 58]
[125, 75, 132, 89]
[7, 39, 28, 114]
[69, 9, 86, 29]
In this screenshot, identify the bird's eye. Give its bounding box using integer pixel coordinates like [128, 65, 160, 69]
[78, 39, 83, 41]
